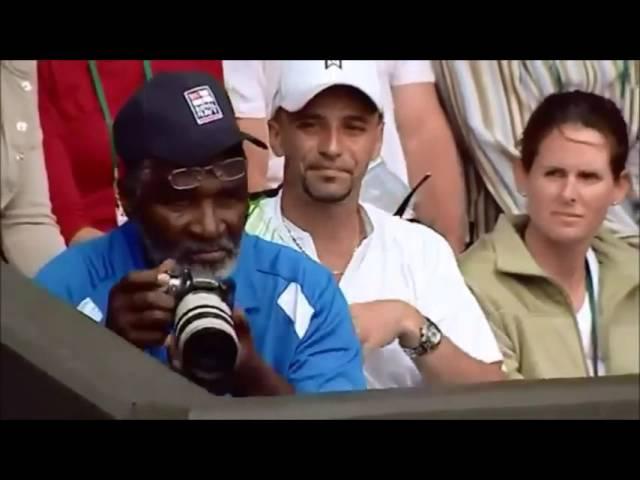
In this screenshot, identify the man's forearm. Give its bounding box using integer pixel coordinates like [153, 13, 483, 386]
[413, 337, 505, 385]
[237, 118, 270, 192]
[404, 130, 467, 253]
[393, 82, 468, 253]
[397, 303, 504, 385]
[415, 173, 467, 253]
[246, 145, 269, 193]
[70, 226, 104, 245]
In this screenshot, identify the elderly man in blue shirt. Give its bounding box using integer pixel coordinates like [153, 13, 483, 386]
[34, 71, 366, 397]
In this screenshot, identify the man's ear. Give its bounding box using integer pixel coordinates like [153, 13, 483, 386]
[117, 176, 134, 219]
[373, 116, 384, 160]
[268, 114, 284, 158]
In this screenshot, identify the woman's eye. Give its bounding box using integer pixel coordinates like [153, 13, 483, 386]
[580, 172, 600, 181]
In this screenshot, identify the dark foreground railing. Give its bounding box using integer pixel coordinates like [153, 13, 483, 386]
[2, 263, 638, 420]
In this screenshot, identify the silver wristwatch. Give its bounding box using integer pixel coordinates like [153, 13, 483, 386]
[402, 317, 443, 359]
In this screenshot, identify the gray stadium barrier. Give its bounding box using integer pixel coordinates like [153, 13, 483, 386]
[180, 374, 640, 419]
[1, 262, 216, 419]
[2, 262, 639, 420]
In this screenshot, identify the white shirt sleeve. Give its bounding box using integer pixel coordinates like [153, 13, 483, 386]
[389, 60, 435, 86]
[414, 229, 503, 364]
[222, 60, 268, 118]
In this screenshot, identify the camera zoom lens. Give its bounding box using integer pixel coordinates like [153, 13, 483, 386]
[174, 288, 239, 384]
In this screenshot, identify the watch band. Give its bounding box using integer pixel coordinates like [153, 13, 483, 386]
[402, 316, 442, 359]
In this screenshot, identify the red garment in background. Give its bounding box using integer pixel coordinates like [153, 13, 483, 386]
[38, 60, 224, 243]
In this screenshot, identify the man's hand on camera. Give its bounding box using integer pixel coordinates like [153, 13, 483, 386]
[230, 309, 294, 396]
[165, 334, 182, 371]
[166, 308, 292, 396]
[105, 259, 177, 349]
[165, 309, 255, 375]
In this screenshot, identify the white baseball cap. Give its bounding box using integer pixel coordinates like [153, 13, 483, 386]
[270, 60, 383, 118]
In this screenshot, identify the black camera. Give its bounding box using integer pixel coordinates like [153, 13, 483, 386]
[166, 268, 239, 387]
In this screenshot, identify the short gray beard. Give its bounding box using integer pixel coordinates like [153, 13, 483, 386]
[140, 227, 239, 280]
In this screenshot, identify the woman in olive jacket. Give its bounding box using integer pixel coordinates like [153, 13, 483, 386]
[460, 90, 639, 380]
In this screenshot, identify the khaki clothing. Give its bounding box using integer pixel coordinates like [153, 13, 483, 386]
[1, 60, 65, 277]
[459, 215, 639, 379]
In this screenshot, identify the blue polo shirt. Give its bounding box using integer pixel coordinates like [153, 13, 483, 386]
[34, 222, 366, 394]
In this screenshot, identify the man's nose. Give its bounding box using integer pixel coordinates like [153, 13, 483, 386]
[189, 200, 225, 239]
[318, 128, 343, 159]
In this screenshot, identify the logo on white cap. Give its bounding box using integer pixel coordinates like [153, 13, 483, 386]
[270, 60, 383, 118]
[183, 85, 223, 125]
[324, 60, 343, 70]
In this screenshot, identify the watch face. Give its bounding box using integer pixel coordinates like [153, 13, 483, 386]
[427, 324, 442, 345]
[403, 319, 442, 359]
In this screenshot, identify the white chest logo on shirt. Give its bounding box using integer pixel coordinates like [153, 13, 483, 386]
[77, 298, 103, 323]
[277, 282, 314, 339]
[183, 86, 224, 125]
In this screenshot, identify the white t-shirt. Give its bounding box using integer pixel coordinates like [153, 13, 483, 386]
[245, 193, 503, 389]
[223, 60, 435, 189]
[576, 249, 606, 376]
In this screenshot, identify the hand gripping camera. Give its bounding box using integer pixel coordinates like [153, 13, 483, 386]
[165, 268, 239, 386]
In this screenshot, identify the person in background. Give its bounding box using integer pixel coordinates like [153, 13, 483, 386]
[460, 91, 639, 379]
[246, 60, 504, 389]
[434, 60, 639, 247]
[224, 60, 468, 253]
[34, 71, 366, 396]
[1, 60, 65, 277]
[38, 60, 224, 245]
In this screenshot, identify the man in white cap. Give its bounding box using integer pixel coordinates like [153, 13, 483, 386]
[224, 60, 467, 253]
[246, 60, 505, 389]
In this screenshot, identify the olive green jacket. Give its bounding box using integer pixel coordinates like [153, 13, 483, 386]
[460, 215, 639, 380]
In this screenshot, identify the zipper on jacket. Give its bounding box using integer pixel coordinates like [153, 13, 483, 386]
[545, 280, 592, 377]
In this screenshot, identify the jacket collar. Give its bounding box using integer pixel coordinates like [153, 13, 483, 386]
[493, 215, 546, 278]
[492, 214, 639, 297]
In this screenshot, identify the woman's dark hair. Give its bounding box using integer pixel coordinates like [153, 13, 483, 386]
[520, 90, 629, 178]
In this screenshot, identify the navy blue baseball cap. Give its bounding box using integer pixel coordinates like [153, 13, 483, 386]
[113, 71, 267, 169]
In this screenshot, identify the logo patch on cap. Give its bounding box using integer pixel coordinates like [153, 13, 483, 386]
[324, 60, 343, 70]
[183, 86, 223, 125]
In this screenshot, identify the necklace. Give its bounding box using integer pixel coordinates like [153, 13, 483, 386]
[282, 219, 360, 277]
